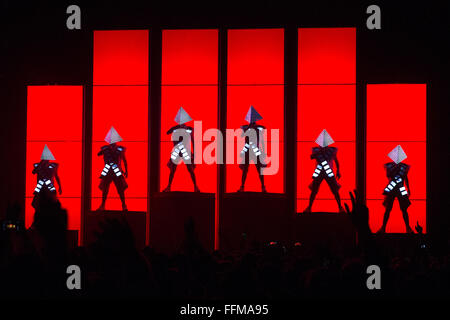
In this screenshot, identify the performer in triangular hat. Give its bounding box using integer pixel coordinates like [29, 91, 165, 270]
[303, 129, 344, 213]
[163, 107, 200, 192]
[96, 126, 128, 211]
[31, 144, 62, 209]
[238, 106, 267, 192]
[377, 145, 413, 233]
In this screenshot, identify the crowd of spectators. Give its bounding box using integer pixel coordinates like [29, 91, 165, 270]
[1, 192, 449, 300]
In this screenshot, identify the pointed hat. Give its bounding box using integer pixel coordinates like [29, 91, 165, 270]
[174, 107, 192, 125]
[315, 129, 334, 147]
[40, 144, 55, 161]
[245, 106, 263, 123]
[104, 126, 123, 144]
[388, 145, 407, 164]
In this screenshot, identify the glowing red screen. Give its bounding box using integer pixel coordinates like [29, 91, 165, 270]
[93, 30, 149, 85]
[297, 85, 356, 212]
[367, 84, 426, 233]
[297, 28, 356, 212]
[226, 29, 284, 193]
[162, 29, 218, 85]
[298, 28, 355, 84]
[92, 30, 148, 211]
[26, 86, 83, 232]
[161, 30, 218, 192]
[228, 29, 284, 85]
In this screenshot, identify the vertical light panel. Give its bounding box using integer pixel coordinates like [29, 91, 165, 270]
[26, 86, 83, 231]
[160, 29, 218, 192]
[92, 30, 148, 211]
[227, 29, 285, 193]
[367, 84, 426, 233]
[297, 28, 356, 212]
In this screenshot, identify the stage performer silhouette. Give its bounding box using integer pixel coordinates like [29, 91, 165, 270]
[163, 107, 200, 192]
[303, 129, 344, 213]
[238, 106, 267, 193]
[96, 126, 128, 211]
[31, 144, 62, 209]
[377, 145, 413, 233]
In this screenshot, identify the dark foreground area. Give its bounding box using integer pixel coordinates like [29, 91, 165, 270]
[1, 194, 449, 300]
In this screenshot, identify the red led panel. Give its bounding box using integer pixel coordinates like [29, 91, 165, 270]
[93, 30, 149, 85]
[367, 84, 426, 233]
[26, 86, 83, 231]
[226, 29, 285, 193]
[162, 29, 218, 85]
[297, 85, 356, 211]
[92, 29, 149, 211]
[228, 29, 284, 85]
[367, 84, 426, 142]
[161, 30, 218, 193]
[298, 28, 356, 84]
[297, 85, 355, 141]
[92, 86, 148, 211]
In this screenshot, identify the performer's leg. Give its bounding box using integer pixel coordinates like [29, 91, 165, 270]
[187, 165, 200, 192]
[307, 187, 319, 210]
[324, 177, 344, 212]
[118, 189, 127, 211]
[96, 181, 110, 211]
[399, 197, 413, 233]
[303, 177, 323, 213]
[256, 164, 266, 192]
[238, 164, 249, 192]
[303, 184, 319, 213]
[331, 187, 344, 212]
[377, 198, 393, 233]
[163, 166, 177, 192]
[401, 208, 413, 233]
[31, 194, 39, 210]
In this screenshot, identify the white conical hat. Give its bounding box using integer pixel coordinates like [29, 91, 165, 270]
[40, 144, 55, 161]
[245, 105, 263, 123]
[174, 107, 192, 125]
[388, 145, 407, 164]
[315, 129, 334, 147]
[104, 126, 123, 144]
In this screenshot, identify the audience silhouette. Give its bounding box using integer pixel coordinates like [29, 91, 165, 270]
[0, 191, 447, 299]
